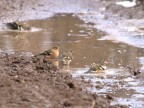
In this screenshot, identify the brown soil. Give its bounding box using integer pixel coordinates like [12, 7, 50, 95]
[0, 0, 144, 108]
[0, 53, 127, 108]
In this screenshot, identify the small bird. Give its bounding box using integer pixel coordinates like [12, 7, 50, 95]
[60, 49, 74, 65]
[6, 20, 31, 31]
[35, 46, 59, 59]
[86, 59, 108, 73]
[87, 63, 106, 73]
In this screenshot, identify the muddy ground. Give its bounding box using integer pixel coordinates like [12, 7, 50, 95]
[0, 53, 127, 108]
[0, 0, 144, 23]
[0, 0, 144, 108]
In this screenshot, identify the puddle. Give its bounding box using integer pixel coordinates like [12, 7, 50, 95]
[0, 14, 144, 107]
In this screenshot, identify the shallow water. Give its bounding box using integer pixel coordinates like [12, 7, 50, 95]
[0, 14, 144, 107]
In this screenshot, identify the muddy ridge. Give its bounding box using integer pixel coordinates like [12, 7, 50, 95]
[0, 53, 126, 108]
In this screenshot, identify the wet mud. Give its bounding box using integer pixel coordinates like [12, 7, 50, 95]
[0, 53, 126, 108]
[0, 0, 144, 108]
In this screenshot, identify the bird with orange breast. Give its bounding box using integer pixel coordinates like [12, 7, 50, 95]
[35, 46, 59, 59]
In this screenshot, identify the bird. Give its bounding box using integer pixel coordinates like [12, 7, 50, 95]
[86, 59, 108, 73]
[87, 63, 106, 73]
[60, 49, 74, 65]
[6, 20, 31, 31]
[34, 46, 59, 59]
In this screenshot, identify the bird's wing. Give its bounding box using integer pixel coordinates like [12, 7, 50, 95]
[6, 22, 19, 30]
[34, 49, 53, 57]
[39, 49, 52, 56]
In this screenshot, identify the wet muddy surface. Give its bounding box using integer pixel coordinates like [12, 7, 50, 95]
[0, 0, 144, 108]
[0, 13, 144, 108]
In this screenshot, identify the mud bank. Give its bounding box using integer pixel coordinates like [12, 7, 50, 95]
[0, 53, 126, 108]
